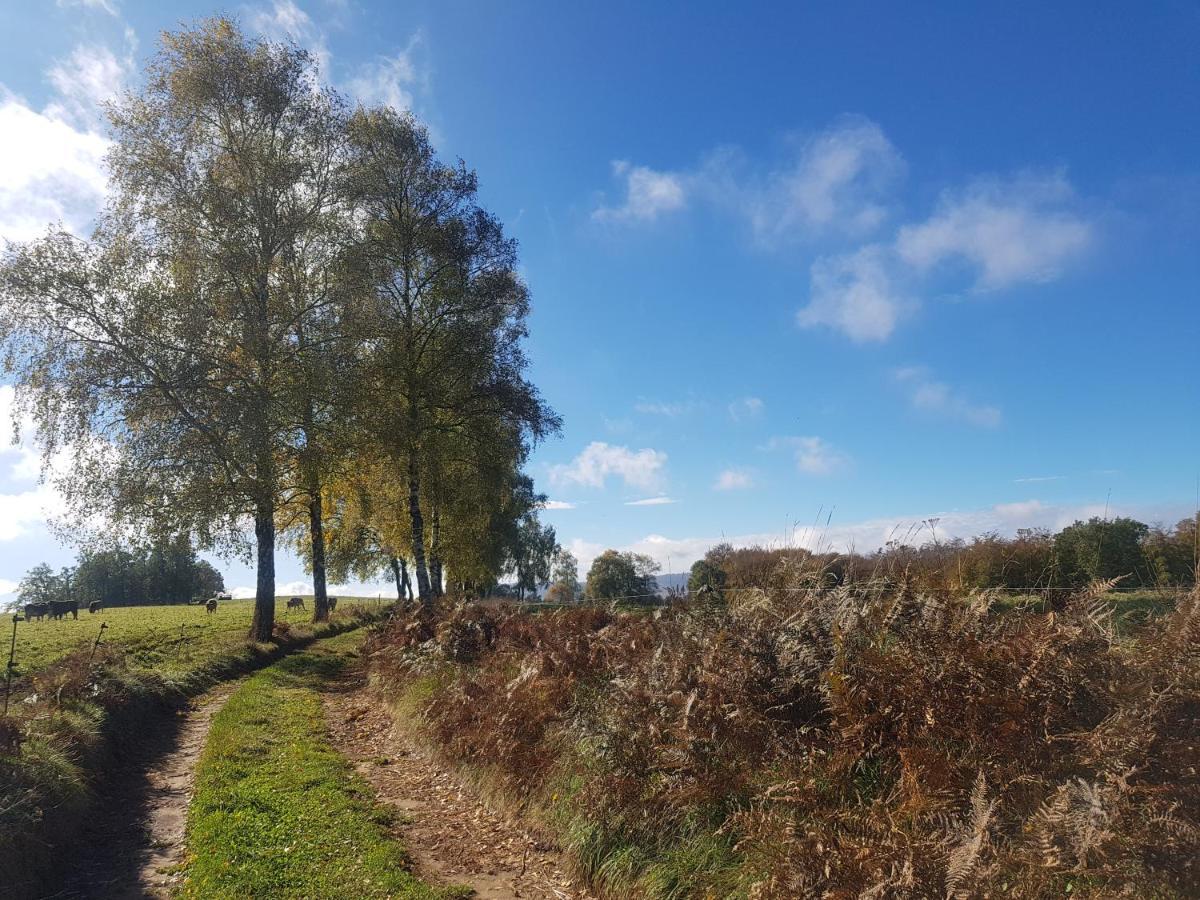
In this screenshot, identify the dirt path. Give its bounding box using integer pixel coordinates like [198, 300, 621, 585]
[323, 665, 594, 900]
[48, 681, 240, 899]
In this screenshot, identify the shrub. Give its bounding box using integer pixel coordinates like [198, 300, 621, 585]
[368, 582, 1199, 897]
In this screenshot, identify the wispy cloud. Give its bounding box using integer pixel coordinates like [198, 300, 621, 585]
[541, 499, 577, 510]
[744, 116, 904, 244]
[634, 398, 697, 417]
[625, 496, 677, 506]
[549, 442, 667, 491]
[56, 0, 118, 16]
[251, 0, 332, 71]
[894, 367, 1002, 428]
[714, 468, 754, 491]
[1014, 475, 1066, 484]
[593, 161, 687, 224]
[728, 396, 764, 422]
[346, 33, 428, 114]
[764, 436, 848, 475]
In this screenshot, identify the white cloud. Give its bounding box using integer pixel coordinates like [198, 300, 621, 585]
[797, 244, 909, 343]
[56, 0, 118, 15]
[625, 496, 676, 506]
[0, 579, 20, 597]
[46, 44, 130, 129]
[765, 436, 847, 475]
[549, 442, 667, 492]
[346, 34, 427, 113]
[714, 468, 753, 491]
[593, 160, 687, 224]
[748, 116, 903, 244]
[1014, 475, 1065, 483]
[728, 396, 764, 422]
[896, 172, 1092, 290]
[894, 367, 1002, 428]
[541, 499, 576, 511]
[0, 89, 110, 243]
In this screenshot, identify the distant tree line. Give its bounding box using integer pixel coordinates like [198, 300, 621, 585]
[688, 515, 1198, 599]
[0, 19, 558, 639]
[17, 537, 224, 608]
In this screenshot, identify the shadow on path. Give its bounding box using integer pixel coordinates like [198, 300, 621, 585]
[44, 682, 240, 900]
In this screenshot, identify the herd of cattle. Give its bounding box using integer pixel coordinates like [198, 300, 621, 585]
[21, 599, 101, 620]
[21, 595, 337, 621]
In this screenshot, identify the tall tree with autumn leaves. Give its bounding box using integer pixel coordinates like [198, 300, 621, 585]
[0, 19, 558, 633]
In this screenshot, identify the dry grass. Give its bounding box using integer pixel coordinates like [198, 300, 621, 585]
[367, 580, 1199, 898]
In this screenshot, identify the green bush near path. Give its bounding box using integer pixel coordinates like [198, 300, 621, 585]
[181, 632, 447, 899]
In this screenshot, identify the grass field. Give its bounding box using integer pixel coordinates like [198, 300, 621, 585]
[181, 631, 449, 899]
[5, 596, 391, 682]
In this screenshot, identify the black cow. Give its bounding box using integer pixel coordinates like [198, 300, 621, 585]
[48, 599, 79, 620]
[206, 598, 218, 614]
[287, 596, 306, 610]
[24, 602, 48, 622]
[88, 600, 102, 614]
[327, 597, 337, 612]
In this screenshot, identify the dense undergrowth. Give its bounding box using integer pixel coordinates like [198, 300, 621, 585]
[367, 579, 1199, 898]
[181, 631, 446, 899]
[0, 605, 387, 900]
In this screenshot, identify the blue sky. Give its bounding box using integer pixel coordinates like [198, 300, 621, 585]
[1, 1, 1197, 597]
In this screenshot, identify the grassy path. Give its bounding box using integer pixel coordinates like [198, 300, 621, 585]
[179, 631, 445, 899]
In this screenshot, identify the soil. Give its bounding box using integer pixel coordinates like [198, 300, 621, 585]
[322, 663, 594, 900]
[47, 681, 240, 899]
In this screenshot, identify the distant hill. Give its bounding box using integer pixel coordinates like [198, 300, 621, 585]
[655, 572, 689, 594]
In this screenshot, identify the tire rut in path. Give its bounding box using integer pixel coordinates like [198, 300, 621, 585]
[322, 665, 594, 900]
[48, 680, 240, 899]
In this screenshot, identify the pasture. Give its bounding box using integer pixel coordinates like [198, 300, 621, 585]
[6, 596, 388, 681]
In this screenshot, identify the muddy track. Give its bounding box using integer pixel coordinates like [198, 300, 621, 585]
[322, 663, 594, 900]
[46, 681, 240, 899]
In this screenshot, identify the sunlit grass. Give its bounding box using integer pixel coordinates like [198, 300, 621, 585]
[180, 632, 448, 899]
[7, 596, 388, 680]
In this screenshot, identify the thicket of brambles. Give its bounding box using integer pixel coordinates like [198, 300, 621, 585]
[16, 537, 224, 608]
[0, 19, 559, 640]
[369, 569, 1199, 898]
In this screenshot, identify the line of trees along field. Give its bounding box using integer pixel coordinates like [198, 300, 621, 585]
[18, 538, 225, 608]
[0, 19, 559, 639]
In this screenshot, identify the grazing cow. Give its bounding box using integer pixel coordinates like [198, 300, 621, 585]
[48, 599, 79, 620]
[205, 598, 218, 614]
[287, 596, 306, 610]
[88, 600, 102, 614]
[24, 602, 48, 622]
[327, 597, 337, 612]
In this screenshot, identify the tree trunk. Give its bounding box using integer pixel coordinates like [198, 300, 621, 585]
[407, 455, 432, 604]
[390, 556, 404, 603]
[400, 557, 411, 602]
[251, 501, 276, 641]
[308, 492, 329, 623]
[429, 503, 443, 598]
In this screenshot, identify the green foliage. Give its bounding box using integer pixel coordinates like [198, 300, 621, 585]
[181, 635, 441, 899]
[586, 549, 660, 602]
[687, 558, 727, 600]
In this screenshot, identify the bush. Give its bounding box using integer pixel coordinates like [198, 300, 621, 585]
[367, 583, 1199, 897]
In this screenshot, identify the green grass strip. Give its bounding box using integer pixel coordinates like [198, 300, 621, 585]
[180, 632, 444, 899]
